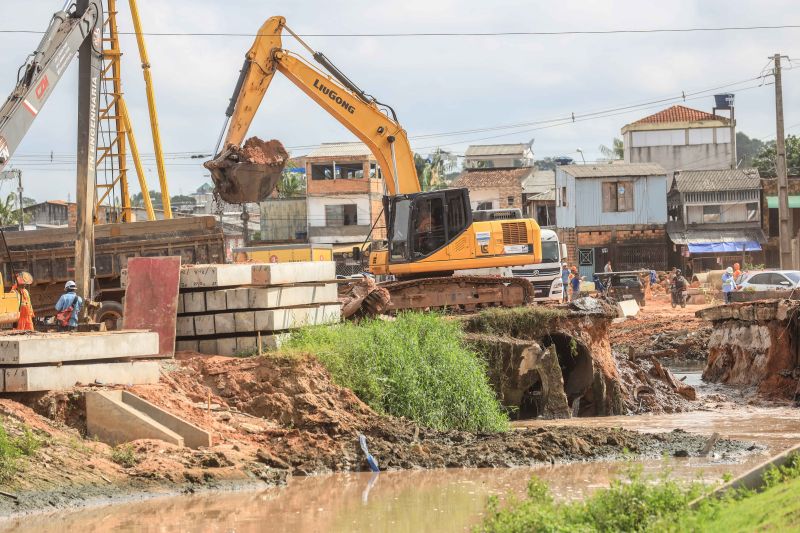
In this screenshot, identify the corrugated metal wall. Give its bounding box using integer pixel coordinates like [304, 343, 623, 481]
[259, 199, 307, 241]
[573, 175, 667, 226]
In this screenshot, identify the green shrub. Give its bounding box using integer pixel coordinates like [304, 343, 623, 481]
[283, 312, 508, 432]
[0, 426, 21, 483]
[111, 443, 140, 468]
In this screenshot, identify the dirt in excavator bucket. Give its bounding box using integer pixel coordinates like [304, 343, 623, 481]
[204, 137, 289, 204]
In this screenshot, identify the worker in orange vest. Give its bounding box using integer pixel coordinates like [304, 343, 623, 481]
[14, 272, 34, 331]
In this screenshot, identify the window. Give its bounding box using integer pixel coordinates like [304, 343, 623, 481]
[446, 190, 469, 238]
[602, 181, 634, 212]
[702, 205, 720, 223]
[325, 204, 358, 226]
[476, 201, 493, 210]
[746, 202, 759, 221]
[746, 273, 770, 285]
[369, 163, 382, 179]
[507, 196, 515, 206]
[413, 196, 446, 258]
[561, 186, 567, 207]
[311, 164, 334, 180]
[390, 199, 411, 260]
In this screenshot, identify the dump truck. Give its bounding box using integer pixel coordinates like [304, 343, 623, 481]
[0, 216, 224, 328]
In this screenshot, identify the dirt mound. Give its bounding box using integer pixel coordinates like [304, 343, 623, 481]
[128, 354, 750, 475]
[239, 137, 288, 165]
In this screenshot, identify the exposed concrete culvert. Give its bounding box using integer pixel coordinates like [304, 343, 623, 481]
[541, 333, 595, 414]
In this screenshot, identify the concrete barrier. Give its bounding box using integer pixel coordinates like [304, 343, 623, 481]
[86, 390, 212, 449]
[0, 331, 160, 365]
[4, 361, 160, 392]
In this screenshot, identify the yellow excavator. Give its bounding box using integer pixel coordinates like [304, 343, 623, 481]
[206, 16, 542, 312]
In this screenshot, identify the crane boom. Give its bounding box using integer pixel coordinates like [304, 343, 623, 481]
[0, 2, 103, 172]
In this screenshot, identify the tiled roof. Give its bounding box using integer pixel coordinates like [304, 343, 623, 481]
[673, 168, 760, 193]
[452, 167, 532, 188]
[633, 105, 729, 125]
[465, 144, 529, 157]
[306, 142, 374, 159]
[558, 163, 666, 178]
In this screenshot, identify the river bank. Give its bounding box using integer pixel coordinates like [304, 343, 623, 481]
[0, 349, 760, 519]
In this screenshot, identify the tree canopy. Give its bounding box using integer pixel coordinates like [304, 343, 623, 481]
[736, 132, 765, 168]
[752, 134, 800, 177]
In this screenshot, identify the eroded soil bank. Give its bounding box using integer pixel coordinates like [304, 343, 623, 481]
[0, 353, 756, 518]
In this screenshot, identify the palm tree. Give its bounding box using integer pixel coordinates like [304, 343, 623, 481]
[0, 194, 23, 226]
[420, 148, 457, 191]
[599, 138, 624, 160]
[277, 172, 305, 198]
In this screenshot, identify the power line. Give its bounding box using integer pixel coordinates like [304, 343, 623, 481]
[3, 24, 800, 38]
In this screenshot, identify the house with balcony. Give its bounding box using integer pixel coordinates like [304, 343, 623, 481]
[303, 142, 385, 272]
[555, 163, 669, 279]
[463, 143, 534, 169]
[666, 168, 766, 272]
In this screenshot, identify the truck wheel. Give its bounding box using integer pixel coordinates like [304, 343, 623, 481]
[97, 301, 123, 331]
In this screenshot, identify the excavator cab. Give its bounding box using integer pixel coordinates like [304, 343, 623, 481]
[385, 189, 472, 264]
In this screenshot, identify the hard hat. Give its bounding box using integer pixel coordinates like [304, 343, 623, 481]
[562, 263, 567, 267]
[726, 267, 733, 274]
[65, 280, 77, 291]
[676, 269, 682, 275]
[16, 271, 32, 285]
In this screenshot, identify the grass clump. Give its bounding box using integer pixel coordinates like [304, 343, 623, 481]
[464, 307, 566, 339]
[283, 311, 509, 432]
[477, 455, 800, 532]
[111, 443, 140, 468]
[0, 422, 45, 483]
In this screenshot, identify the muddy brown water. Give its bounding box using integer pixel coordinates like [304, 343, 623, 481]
[2, 404, 798, 533]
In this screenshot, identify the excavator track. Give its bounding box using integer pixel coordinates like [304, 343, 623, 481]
[379, 276, 535, 313]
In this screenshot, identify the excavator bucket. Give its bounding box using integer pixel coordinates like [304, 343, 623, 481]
[204, 137, 289, 204]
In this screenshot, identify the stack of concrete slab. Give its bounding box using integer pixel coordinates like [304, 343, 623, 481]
[174, 262, 340, 356]
[0, 330, 161, 392]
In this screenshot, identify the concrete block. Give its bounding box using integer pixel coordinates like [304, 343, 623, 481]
[198, 339, 217, 354]
[183, 292, 206, 313]
[234, 311, 255, 333]
[236, 336, 257, 354]
[205, 291, 227, 312]
[216, 338, 237, 356]
[225, 288, 250, 310]
[177, 294, 184, 315]
[180, 264, 254, 288]
[214, 313, 235, 334]
[254, 304, 341, 332]
[248, 283, 338, 309]
[176, 316, 195, 337]
[616, 299, 640, 318]
[86, 390, 184, 447]
[0, 331, 160, 365]
[5, 361, 160, 392]
[175, 340, 198, 352]
[121, 391, 211, 449]
[251, 261, 335, 286]
[194, 315, 216, 336]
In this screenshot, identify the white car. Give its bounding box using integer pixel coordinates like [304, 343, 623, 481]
[738, 270, 800, 291]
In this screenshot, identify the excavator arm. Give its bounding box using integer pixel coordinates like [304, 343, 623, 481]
[0, 1, 102, 171]
[208, 16, 419, 199]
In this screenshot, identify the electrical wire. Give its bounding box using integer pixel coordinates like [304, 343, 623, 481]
[3, 24, 800, 38]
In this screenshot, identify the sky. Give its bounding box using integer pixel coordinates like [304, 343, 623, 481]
[1, 0, 799, 202]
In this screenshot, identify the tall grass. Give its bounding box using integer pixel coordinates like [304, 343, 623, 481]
[283, 312, 509, 432]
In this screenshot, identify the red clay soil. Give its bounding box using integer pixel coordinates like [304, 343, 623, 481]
[610, 297, 711, 360]
[239, 137, 288, 165]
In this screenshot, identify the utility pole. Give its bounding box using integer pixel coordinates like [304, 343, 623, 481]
[774, 53, 793, 269]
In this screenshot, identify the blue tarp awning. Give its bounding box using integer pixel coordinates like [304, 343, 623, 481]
[687, 241, 762, 253]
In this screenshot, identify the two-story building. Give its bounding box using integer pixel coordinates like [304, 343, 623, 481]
[621, 104, 735, 176]
[451, 167, 531, 211]
[301, 142, 386, 273]
[666, 168, 766, 272]
[555, 163, 669, 278]
[463, 143, 533, 169]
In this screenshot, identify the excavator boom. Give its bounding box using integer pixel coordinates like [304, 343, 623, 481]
[210, 16, 542, 314]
